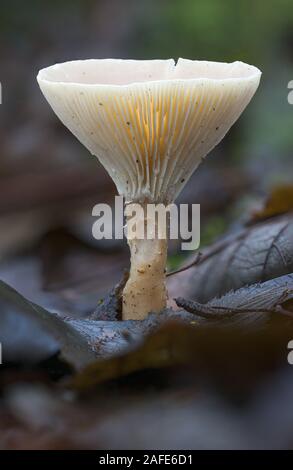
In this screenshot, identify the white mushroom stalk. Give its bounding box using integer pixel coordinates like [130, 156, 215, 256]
[37, 58, 261, 320]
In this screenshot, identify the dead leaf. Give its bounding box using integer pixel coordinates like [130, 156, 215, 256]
[0, 298, 59, 365]
[66, 309, 195, 359]
[0, 281, 96, 368]
[249, 185, 293, 223]
[70, 311, 293, 393]
[168, 215, 293, 303]
[69, 321, 203, 391]
[90, 271, 128, 321]
[176, 273, 293, 325]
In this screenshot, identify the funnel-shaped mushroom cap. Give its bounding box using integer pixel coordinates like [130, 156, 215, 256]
[37, 58, 261, 203]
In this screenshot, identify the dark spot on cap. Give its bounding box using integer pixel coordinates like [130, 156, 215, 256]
[216, 126, 219, 130]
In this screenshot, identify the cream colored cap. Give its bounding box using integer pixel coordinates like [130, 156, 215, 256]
[37, 58, 261, 203]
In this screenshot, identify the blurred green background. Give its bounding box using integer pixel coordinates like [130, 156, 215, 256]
[1, 0, 293, 163]
[0, 0, 292, 312]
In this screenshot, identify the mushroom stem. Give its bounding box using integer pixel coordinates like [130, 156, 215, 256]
[122, 204, 168, 320]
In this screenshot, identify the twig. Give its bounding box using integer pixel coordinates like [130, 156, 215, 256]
[166, 230, 247, 278]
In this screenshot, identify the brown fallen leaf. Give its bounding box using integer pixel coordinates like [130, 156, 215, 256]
[0, 277, 196, 369]
[66, 309, 195, 358]
[70, 321, 199, 391]
[249, 185, 293, 223]
[69, 311, 293, 393]
[3, 312, 293, 449]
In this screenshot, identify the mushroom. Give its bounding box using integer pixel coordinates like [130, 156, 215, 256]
[37, 58, 261, 320]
